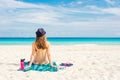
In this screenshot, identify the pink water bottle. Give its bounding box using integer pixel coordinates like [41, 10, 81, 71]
[20, 59, 25, 70]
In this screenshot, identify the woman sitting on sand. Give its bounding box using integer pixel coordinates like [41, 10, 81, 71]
[25, 28, 56, 70]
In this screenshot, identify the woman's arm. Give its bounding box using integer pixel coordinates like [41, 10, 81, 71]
[28, 42, 36, 67]
[46, 42, 54, 67]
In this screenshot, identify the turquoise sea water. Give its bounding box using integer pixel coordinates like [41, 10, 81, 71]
[0, 37, 120, 45]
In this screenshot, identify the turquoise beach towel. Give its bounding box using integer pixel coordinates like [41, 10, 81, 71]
[23, 61, 58, 72]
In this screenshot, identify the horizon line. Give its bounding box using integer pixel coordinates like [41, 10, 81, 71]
[0, 37, 120, 38]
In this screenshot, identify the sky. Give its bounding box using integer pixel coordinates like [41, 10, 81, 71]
[0, 0, 120, 37]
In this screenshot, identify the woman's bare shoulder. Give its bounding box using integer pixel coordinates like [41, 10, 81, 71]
[32, 42, 36, 47]
[46, 41, 50, 47]
[32, 42, 35, 45]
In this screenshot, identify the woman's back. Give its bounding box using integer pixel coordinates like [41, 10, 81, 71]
[33, 42, 49, 64]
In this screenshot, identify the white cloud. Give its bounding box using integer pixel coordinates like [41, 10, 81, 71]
[67, 1, 82, 7]
[15, 12, 61, 24]
[77, 1, 82, 4]
[0, 0, 120, 37]
[102, 8, 120, 16]
[0, 0, 120, 26]
[84, 5, 120, 16]
[0, 0, 63, 24]
[105, 0, 116, 5]
[0, 0, 39, 9]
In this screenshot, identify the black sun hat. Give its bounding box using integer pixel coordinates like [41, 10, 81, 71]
[36, 28, 46, 37]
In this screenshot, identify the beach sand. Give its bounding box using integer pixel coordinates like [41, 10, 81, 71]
[0, 44, 120, 80]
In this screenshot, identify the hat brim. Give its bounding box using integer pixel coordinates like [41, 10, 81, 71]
[36, 32, 46, 37]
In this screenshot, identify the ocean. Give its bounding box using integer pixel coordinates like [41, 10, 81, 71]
[0, 37, 120, 45]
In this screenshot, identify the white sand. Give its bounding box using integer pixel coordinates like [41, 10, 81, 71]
[0, 44, 120, 80]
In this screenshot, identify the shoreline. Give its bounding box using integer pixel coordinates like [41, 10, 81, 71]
[0, 43, 120, 46]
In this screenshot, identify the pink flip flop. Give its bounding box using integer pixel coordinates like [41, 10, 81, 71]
[60, 62, 73, 67]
